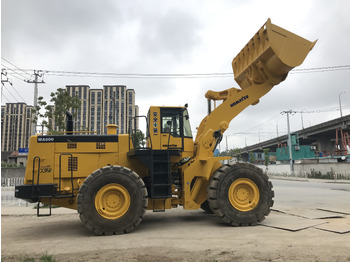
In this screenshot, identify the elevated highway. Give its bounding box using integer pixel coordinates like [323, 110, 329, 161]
[241, 114, 350, 155]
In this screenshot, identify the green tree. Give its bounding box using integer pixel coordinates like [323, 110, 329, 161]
[46, 88, 81, 131]
[249, 152, 256, 163]
[263, 148, 270, 167]
[131, 130, 146, 148]
[31, 96, 47, 126]
[233, 148, 242, 161]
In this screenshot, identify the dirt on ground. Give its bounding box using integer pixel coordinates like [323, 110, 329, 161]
[1, 206, 350, 262]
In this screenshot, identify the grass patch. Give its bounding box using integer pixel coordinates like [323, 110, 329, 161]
[39, 253, 56, 262]
[2, 252, 57, 262]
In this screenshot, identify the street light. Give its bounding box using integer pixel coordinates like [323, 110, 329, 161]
[339, 91, 346, 117]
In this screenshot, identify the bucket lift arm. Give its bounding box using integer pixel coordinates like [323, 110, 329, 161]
[181, 19, 316, 209]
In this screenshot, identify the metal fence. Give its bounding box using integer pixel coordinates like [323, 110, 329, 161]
[1, 177, 24, 187]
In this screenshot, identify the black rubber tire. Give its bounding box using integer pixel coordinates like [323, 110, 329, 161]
[77, 165, 148, 235]
[201, 200, 214, 214]
[208, 163, 274, 226]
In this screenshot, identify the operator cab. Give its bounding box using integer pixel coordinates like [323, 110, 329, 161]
[147, 106, 194, 154]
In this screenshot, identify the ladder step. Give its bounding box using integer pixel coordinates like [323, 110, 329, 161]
[153, 171, 170, 175]
[153, 160, 168, 163]
[37, 197, 52, 217]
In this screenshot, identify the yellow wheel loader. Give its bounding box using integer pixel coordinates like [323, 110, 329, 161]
[15, 19, 316, 235]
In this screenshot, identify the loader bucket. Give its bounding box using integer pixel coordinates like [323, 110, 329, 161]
[232, 18, 316, 89]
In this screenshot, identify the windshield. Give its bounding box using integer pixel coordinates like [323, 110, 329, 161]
[183, 109, 192, 138]
[160, 108, 192, 138]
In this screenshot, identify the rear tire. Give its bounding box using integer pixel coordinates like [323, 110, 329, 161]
[208, 163, 274, 226]
[77, 166, 148, 235]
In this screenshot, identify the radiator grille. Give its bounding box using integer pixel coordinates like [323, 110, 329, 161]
[67, 142, 77, 149]
[68, 157, 78, 171]
[96, 142, 106, 149]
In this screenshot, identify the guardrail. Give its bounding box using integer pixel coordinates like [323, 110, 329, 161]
[1, 177, 24, 187]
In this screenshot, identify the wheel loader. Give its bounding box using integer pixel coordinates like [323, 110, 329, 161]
[15, 19, 316, 235]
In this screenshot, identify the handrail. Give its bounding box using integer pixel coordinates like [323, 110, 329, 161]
[31, 156, 40, 197]
[58, 153, 75, 197]
[128, 115, 152, 151]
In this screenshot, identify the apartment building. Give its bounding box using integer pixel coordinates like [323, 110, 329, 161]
[66, 85, 90, 132]
[1, 103, 34, 152]
[65, 85, 138, 134]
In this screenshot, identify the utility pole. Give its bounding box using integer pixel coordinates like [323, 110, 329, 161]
[25, 70, 45, 135]
[281, 110, 296, 174]
[300, 111, 304, 129]
[339, 91, 346, 117]
[1, 69, 12, 99]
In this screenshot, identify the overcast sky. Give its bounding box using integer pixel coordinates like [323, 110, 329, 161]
[2, 0, 350, 149]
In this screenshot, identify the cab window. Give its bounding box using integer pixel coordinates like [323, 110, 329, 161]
[161, 109, 180, 136]
[183, 109, 192, 138]
[160, 108, 192, 138]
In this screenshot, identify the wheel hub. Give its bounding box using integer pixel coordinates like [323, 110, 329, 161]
[228, 178, 260, 212]
[95, 183, 130, 219]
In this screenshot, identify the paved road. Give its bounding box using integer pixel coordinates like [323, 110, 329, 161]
[272, 178, 350, 211]
[2, 178, 350, 262]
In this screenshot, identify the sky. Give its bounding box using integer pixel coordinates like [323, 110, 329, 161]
[1, 0, 350, 149]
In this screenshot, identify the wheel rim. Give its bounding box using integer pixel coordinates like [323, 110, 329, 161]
[228, 178, 260, 212]
[95, 183, 130, 219]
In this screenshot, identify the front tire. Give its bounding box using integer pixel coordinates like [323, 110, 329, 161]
[77, 166, 148, 235]
[208, 163, 274, 226]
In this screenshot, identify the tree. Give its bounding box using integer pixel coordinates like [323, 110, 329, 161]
[249, 152, 256, 163]
[46, 88, 81, 131]
[233, 148, 242, 161]
[263, 148, 270, 168]
[131, 130, 146, 148]
[31, 96, 47, 127]
[32, 88, 81, 133]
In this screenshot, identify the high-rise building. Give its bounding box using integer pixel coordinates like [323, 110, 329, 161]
[66, 85, 90, 132]
[89, 89, 103, 133]
[1, 103, 34, 152]
[64, 85, 138, 134]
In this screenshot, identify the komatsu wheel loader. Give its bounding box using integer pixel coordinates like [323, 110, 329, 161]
[15, 19, 316, 235]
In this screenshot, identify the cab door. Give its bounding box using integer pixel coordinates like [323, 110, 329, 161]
[160, 108, 183, 150]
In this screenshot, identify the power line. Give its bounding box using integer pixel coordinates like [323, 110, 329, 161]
[296, 105, 350, 114]
[1, 91, 10, 103]
[44, 71, 234, 79]
[1, 57, 31, 78]
[231, 131, 285, 135]
[235, 113, 284, 134]
[41, 64, 350, 78]
[1, 58, 350, 79]
[9, 82, 27, 103]
[2, 84, 19, 102]
[1, 68, 28, 103]
[1, 64, 28, 81]
[291, 65, 350, 74]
